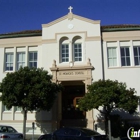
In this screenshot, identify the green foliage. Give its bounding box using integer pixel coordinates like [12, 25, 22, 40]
[79, 79, 138, 115]
[0, 67, 61, 112]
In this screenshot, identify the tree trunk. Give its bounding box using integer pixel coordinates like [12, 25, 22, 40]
[23, 109, 27, 140]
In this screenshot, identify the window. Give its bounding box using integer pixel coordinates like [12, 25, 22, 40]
[120, 47, 131, 66]
[17, 52, 25, 70]
[16, 107, 22, 111]
[61, 44, 69, 62]
[5, 53, 14, 71]
[74, 43, 82, 61]
[133, 46, 140, 65]
[29, 51, 37, 68]
[107, 47, 117, 67]
[3, 105, 11, 111]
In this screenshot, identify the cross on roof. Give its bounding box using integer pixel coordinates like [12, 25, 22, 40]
[68, 6, 73, 13]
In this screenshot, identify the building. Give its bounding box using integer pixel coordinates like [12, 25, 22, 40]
[0, 6, 140, 137]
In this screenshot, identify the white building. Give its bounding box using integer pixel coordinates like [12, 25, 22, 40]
[0, 7, 140, 137]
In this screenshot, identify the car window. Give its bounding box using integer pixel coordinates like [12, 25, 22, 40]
[0, 126, 8, 132]
[0, 126, 17, 133]
[7, 127, 17, 133]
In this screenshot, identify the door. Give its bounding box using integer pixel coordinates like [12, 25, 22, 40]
[62, 85, 85, 120]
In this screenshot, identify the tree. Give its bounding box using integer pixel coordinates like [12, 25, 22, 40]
[0, 67, 61, 140]
[78, 79, 138, 135]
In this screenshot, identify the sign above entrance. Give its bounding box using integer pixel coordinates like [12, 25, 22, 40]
[59, 71, 84, 76]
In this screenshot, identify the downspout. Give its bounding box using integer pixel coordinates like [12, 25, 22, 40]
[100, 30, 105, 80]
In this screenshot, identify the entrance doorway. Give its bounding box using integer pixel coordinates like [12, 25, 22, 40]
[60, 81, 87, 127]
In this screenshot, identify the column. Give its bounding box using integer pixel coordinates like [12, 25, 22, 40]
[85, 76, 94, 129]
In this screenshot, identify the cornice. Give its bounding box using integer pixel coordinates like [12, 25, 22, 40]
[102, 30, 140, 41]
[42, 13, 100, 28]
[42, 31, 101, 44]
[0, 36, 42, 48]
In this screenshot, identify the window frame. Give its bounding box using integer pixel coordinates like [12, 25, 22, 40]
[61, 44, 69, 62]
[5, 52, 14, 71]
[16, 52, 25, 70]
[107, 47, 117, 67]
[73, 43, 82, 62]
[28, 51, 38, 68]
[133, 46, 140, 66]
[120, 47, 131, 66]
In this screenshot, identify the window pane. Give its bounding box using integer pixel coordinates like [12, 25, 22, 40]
[61, 44, 69, 62]
[29, 52, 38, 68]
[17, 52, 25, 70]
[134, 57, 139, 65]
[29, 53, 33, 61]
[120, 47, 130, 66]
[121, 58, 125, 66]
[107, 47, 117, 67]
[134, 47, 138, 56]
[139, 47, 140, 54]
[34, 52, 37, 61]
[5, 53, 13, 71]
[133, 46, 140, 66]
[126, 57, 131, 66]
[108, 48, 112, 57]
[112, 48, 116, 57]
[120, 48, 125, 56]
[74, 43, 82, 62]
[126, 48, 130, 56]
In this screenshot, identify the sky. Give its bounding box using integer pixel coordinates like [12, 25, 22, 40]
[0, 0, 140, 34]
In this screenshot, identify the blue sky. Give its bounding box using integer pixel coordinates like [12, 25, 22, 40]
[0, 0, 140, 34]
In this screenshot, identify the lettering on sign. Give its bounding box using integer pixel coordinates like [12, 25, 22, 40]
[59, 71, 84, 76]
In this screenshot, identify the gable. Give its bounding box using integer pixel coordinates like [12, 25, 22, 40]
[42, 12, 101, 40]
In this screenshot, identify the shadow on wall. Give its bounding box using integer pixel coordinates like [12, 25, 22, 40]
[96, 109, 140, 138]
[35, 110, 52, 134]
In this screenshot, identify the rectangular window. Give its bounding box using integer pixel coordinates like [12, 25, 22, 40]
[133, 46, 140, 65]
[16, 107, 22, 111]
[107, 47, 117, 67]
[74, 43, 82, 61]
[120, 47, 131, 66]
[61, 44, 69, 62]
[29, 51, 37, 68]
[3, 105, 11, 111]
[17, 52, 25, 70]
[5, 53, 14, 71]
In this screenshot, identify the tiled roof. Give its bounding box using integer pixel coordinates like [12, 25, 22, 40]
[0, 30, 42, 39]
[0, 24, 140, 39]
[101, 24, 140, 31]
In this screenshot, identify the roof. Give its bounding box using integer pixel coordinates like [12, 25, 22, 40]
[101, 24, 140, 32]
[0, 30, 42, 39]
[0, 24, 140, 39]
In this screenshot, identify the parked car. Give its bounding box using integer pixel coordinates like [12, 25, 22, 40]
[38, 127, 108, 140]
[0, 125, 23, 140]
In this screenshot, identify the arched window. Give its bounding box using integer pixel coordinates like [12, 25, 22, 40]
[72, 36, 82, 62]
[59, 37, 69, 63]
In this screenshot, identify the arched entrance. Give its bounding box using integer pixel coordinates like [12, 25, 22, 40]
[50, 59, 94, 129]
